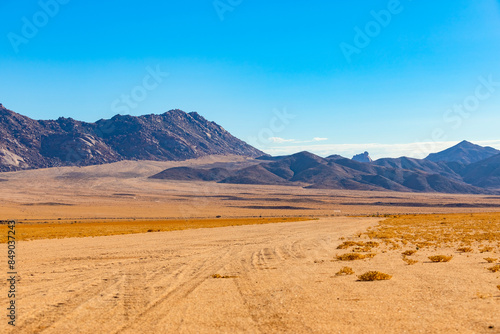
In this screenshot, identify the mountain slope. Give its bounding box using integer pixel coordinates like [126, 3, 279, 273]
[461, 153, 500, 188]
[0, 105, 264, 171]
[372, 157, 462, 180]
[425, 140, 499, 164]
[151, 151, 488, 194]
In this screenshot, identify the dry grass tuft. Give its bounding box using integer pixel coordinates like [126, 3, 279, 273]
[335, 266, 354, 276]
[479, 246, 494, 253]
[402, 256, 418, 265]
[484, 257, 497, 263]
[487, 265, 500, 273]
[336, 253, 376, 261]
[357, 271, 392, 281]
[211, 274, 238, 279]
[428, 255, 453, 262]
[336, 241, 362, 249]
[336, 241, 379, 250]
[457, 247, 473, 253]
[402, 250, 417, 256]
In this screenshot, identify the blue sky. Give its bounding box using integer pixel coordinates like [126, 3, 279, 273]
[1, 0, 500, 159]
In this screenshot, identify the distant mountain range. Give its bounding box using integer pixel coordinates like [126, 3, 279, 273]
[425, 140, 499, 165]
[2, 105, 499, 194]
[152, 141, 500, 194]
[0, 104, 264, 172]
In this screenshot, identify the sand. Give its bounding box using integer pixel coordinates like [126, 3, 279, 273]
[1, 217, 499, 333]
[1, 157, 500, 222]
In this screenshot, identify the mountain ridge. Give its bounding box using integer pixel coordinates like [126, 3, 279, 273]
[0, 105, 264, 171]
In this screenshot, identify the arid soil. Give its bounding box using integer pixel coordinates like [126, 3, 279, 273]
[1, 156, 500, 222]
[1, 157, 499, 333]
[1, 217, 498, 333]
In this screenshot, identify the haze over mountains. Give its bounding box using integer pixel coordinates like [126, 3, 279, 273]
[1, 106, 500, 194]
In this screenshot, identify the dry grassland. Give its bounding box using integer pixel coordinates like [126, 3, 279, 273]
[0, 217, 312, 243]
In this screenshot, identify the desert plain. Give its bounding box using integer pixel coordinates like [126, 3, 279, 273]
[1, 155, 499, 333]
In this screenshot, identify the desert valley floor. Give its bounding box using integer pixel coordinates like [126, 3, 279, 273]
[1, 156, 499, 333]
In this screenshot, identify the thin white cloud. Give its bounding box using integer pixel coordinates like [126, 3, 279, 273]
[313, 137, 328, 141]
[268, 137, 295, 143]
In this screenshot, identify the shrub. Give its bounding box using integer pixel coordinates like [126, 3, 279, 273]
[402, 250, 416, 256]
[457, 247, 473, 253]
[428, 255, 453, 262]
[487, 265, 500, 273]
[402, 256, 418, 265]
[357, 271, 392, 281]
[336, 253, 375, 261]
[211, 274, 238, 279]
[335, 266, 354, 276]
[337, 241, 362, 249]
[484, 257, 497, 263]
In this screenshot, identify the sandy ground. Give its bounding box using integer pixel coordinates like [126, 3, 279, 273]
[2, 217, 499, 334]
[1, 156, 500, 222]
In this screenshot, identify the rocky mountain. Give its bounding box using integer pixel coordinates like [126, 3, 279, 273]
[372, 157, 462, 180]
[352, 151, 372, 163]
[0, 104, 264, 171]
[151, 151, 488, 194]
[461, 153, 500, 188]
[425, 140, 499, 164]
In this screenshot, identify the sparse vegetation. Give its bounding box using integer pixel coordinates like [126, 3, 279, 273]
[484, 257, 497, 263]
[402, 250, 417, 256]
[363, 213, 500, 252]
[357, 271, 392, 281]
[211, 274, 238, 279]
[479, 246, 493, 253]
[487, 265, 500, 273]
[335, 266, 354, 276]
[428, 255, 453, 262]
[0, 217, 313, 243]
[336, 253, 376, 261]
[402, 256, 418, 265]
[336, 241, 379, 250]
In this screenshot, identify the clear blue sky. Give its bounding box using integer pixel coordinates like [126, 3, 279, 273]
[1, 0, 500, 159]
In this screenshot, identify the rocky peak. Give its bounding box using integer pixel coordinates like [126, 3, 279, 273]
[352, 151, 372, 163]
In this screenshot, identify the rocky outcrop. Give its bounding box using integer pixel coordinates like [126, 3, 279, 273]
[0, 105, 264, 171]
[352, 151, 372, 163]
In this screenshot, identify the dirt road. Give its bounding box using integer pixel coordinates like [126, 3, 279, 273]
[2, 217, 499, 333]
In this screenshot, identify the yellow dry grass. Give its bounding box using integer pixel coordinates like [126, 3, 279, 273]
[363, 213, 500, 251]
[357, 271, 392, 281]
[336, 253, 376, 261]
[335, 266, 355, 276]
[402, 256, 418, 265]
[428, 255, 453, 263]
[0, 217, 313, 243]
[402, 250, 417, 256]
